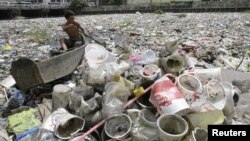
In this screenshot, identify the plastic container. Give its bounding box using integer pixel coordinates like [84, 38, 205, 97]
[160, 55, 184, 74]
[140, 64, 160, 81]
[102, 82, 131, 118]
[149, 75, 190, 116]
[157, 114, 188, 141]
[205, 80, 226, 110]
[52, 84, 72, 111]
[177, 74, 202, 105]
[42, 108, 85, 140]
[104, 114, 132, 140]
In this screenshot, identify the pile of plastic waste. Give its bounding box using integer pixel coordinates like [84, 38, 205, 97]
[0, 13, 250, 141]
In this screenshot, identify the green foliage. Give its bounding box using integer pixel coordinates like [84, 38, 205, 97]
[14, 16, 25, 20]
[101, 0, 123, 5]
[27, 28, 49, 44]
[119, 20, 133, 27]
[69, 0, 86, 13]
[176, 13, 187, 18]
[154, 9, 164, 14]
[242, 10, 250, 13]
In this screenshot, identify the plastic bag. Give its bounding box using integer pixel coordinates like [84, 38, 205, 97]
[133, 50, 157, 65]
[102, 82, 131, 118]
[7, 108, 41, 134]
[87, 68, 106, 85]
[18, 128, 62, 141]
[85, 43, 108, 69]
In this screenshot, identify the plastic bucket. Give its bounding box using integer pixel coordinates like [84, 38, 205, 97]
[85, 43, 108, 69]
[42, 108, 85, 140]
[140, 109, 157, 127]
[104, 114, 132, 140]
[177, 74, 202, 104]
[52, 84, 72, 111]
[140, 64, 160, 81]
[185, 68, 222, 85]
[205, 80, 226, 110]
[149, 75, 190, 116]
[160, 55, 184, 74]
[157, 114, 188, 141]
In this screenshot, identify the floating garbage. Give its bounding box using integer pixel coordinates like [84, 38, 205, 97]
[157, 114, 189, 141]
[70, 130, 100, 141]
[205, 80, 226, 110]
[221, 82, 235, 124]
[17, 127, 62, 141]
[0, 128, 10, 141]
[0, 13, 250, 141]
[42, 108, 85, 139]
[160, 55, 184, 74]
[150, 75, 190, 116]
[133, 49, 157, 65]
[177, 74, 202, 104]
[104, 114, 132, 140]
[184, 110, 224, 129]
[7, 108, 41, 135]
[85, 43, 108, 69]
[52, 84, 72, 111]
[140, 64, 160, 81]
[102, 82, 131, 118]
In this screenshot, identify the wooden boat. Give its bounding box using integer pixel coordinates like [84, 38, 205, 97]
[10, 44, 86, 91]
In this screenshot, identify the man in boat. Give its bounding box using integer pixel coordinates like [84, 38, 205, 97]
[60, 10, 88, 51]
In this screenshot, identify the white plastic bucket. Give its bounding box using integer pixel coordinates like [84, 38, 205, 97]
[205, 80, 226, 110]
[161, 55, 184, 74]
[177, 74, 202, 105]
[85, 43, 108, 69]
[52, 84, 72, 111]
[185, 68, 221, 85]
[42, 108, 85, 140]
[104, 114, 132, 140]
[150, 75, 190, 116]
[157, 114, 189, 141]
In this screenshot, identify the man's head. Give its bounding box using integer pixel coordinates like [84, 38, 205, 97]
[64, 10, 75, 22]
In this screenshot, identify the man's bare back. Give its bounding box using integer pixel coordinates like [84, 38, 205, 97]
[63, 21, 81, 40]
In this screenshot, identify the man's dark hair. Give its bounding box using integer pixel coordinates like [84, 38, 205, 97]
[64, 10, 75, 19]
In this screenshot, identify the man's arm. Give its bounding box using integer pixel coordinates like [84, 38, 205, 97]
[61, 23, 75, 31]
[74, 22, 90, 37]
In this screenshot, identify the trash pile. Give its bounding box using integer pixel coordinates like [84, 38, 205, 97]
[0, 13, 250, 141]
